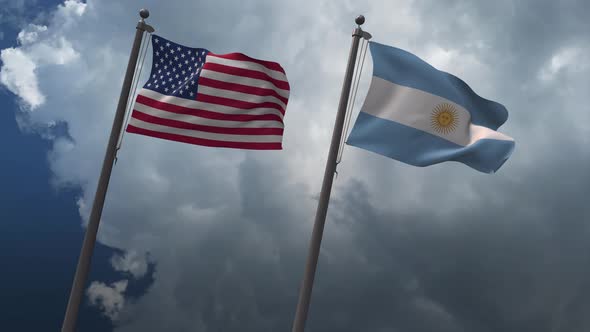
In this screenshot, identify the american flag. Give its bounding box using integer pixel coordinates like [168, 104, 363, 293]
[126, 34, 290, 150]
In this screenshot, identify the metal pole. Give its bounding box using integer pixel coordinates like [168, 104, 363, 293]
[61, 9, 154, 332]
[291, 15, 366, 332]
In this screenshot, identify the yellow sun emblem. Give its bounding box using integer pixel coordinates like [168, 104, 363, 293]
[431, 103, 458, 135]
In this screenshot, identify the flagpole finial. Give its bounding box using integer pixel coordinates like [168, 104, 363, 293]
[355, 15, 365, 26]
[137, 9, 155, 33]
[139, 9, 150, 19]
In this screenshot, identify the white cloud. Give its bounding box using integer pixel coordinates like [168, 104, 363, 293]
[0, 47, 44, 108]
[87, 280, 128, 320]
[538, 45, 589, 82]
[60, 0, 87, 17]
[110, 251, 149, 279]
[17, 25, 48, 44]
[0, 1, 83, 110]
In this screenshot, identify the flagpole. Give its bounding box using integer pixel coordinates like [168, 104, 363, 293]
[291, 15, 367, 332]
[61, 9, 154, 332]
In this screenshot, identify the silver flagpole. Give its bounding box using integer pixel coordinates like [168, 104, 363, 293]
[61, 9, 154, 332]
[291, 15, 369, 332]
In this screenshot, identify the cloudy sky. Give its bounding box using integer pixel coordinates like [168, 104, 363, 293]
[1, 0, 589, 331]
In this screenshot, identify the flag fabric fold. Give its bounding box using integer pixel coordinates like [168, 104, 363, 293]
[127, 34, 290, 150]
[346, 41, 515, 173]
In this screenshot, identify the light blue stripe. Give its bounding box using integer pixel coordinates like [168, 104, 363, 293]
[347, 112, 515, 174]
[369, 41, 509, 130]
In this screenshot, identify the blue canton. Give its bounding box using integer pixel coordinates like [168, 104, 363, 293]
[144, 35, 209, 100]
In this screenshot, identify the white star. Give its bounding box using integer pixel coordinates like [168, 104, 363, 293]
[168, 77, 173, 82]
[152, 74, 156, 78]
[154, 79, 158, 83]
[170, 49, 175, 54]
[182, 70, 186, 75]
[158, 69, 162, 73]
[191, 57, 195, 61]
[181, 53, 185, 58]
[166, 42, 170, 47]
[172, 84, 176, 88]
[154, 38, 159, 43]
[175, 74, 180, 78]
[165, 53, 169, 58]
[189, 92, 194, 96]
[164, 87, 169, 92]
[178, 80, 182, 85]
[178, 63, 182, 68]
[155, 84, 159, 88]
[164, 65, 168, 70]
[184, 60, 189, 64]
[155, 51, 160, 56]
[166, 71, 171, 76]
[184, 84, 189, 89]
[169, 60, 173, 65]
[147, 83, 151, 87]
[155, 63, 159, 68]
[172, 68, 176, 72]
[160, 75, 164, 79]
[174, 56, 179, 61]
[160, 58, 164, 63]
[160, 46, 164, 51]
[177, 46, 181, 51]
[191, 80, 195, 85]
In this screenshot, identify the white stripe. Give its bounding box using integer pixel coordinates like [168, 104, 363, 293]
[199, 70, 290, 98]
[361, 77, 514, 146]
[133, 103, 284, 129]
[197, 85, 286, 110]
[206, 55, 288, 82]
[128, 117, 283, 143]
[137, 89, 285, 120]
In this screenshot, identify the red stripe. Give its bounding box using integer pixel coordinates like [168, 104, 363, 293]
[202, 63, 290, 91]
[208, 53, 286, 74]
[126, 125, 282, 150]
[136, 94, 284, 123]
[131, 110, 284, 136]
[196, 93, 285, 115]
[198, 77, 289, 105]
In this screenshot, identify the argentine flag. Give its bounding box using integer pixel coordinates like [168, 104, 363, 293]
[347, 42, 515, 173]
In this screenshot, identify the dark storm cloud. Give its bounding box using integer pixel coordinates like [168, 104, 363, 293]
[3, 0, 589, 331]
[107, 1, 590, 330]
[413, 0, 590, 63]
[303, 134, 590, 332]
[120, 136, 590, 332]
[290, 2, 590, 331]
[413, 0, 590, 130]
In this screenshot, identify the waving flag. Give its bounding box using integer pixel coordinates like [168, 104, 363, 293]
[347, 41, 515, 173]
[127, 35, 290, 150]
